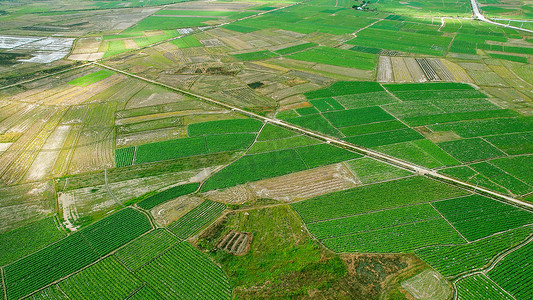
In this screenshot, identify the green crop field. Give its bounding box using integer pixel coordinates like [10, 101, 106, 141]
[287, 46, 377, 70]
[487, 241, 533, 299]
[432, 195, 533, 241]
[137, 182, 200, 210]
[416, 226, 532, 277]
[346, 158, 412, 184]
[169, 200, 226, 239]
[323, 106, 395, 128]
[115, 229, 178, 271]
[456, 274, 514, 300]
[286, 114, 343, 137]
[188, 119, 262, 136]
[247, 135, 320, 154]
[322, 218, 464, 253]
[206, 133, 256, 153]
[344, 128, 424, 148]
[3, 233, 100, 300]
[339, 120, 407, 137]
[78, 208, 152, 256]
[115, 147, 135, 167]
[58, 257, 142, 299]
[438, 138, 506, 163]
[135, 242, 232, 299]
[256, 124, 298, 141]
[170, 35, 203, 48]
[68, 70, 115, 86]
[292, 176, 469, 223]
[201, 149, 308, 191]
[2, 0, 533, 298]
[274, 42, 317, 55]
[0, 217, 65, 267]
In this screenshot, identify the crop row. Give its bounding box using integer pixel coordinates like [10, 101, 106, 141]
[488, 240, 533, 299]
[3, 208, 151, 299]
[432, 195, 533, 241]
[292, 176, 469, 223]
[307, 204, 439, 240]
[416, 226, 532, 277]
[321, 218, 464, 253]
[135, 242, 231, 299]
[456, 274, 513, 300]
[114, 229, 178, 271]
[169, 200, 226, 239]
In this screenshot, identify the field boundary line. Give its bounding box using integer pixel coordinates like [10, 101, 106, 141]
[93, 62, 533, 211]
[484, 275, 517, 300]
[428, 202, 469, 243]
[56, 285, 72, 300]
[451, 234, 533, 299]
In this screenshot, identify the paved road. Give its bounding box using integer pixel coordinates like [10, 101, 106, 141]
[470, 0, 533, 33]
[95, 62, 533, 211]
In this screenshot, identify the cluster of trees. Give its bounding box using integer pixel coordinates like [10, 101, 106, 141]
[352, 0, 375, 11]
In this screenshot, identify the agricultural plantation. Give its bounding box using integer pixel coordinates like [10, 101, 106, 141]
[0, 0, 532, 299]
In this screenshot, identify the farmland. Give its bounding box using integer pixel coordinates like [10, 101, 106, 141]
[1, 0, 533, 298]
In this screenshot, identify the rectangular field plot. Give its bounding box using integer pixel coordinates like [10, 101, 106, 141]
[286, 114, 343, 137]
[321, 218, 464, 253]
[490, 155, 533, 186]
[169, 200, 226, 239]
[309, 98, 344, 112]
[130, 137, 206, 164]
[334, 91, 399, 109]
[429, 117, 533, 138]
[78, 208, 153, 256]
[345, 158, 412, 184]
[3, 233, 100, 300]
[115, 229, 178, 271]
[0, 217, 65, 267]
[339, 120, 407, 137]
[295, 143, 362, 169]
[292, 176, 469, 223]
[201, 149, 308, 191]
[170, 35, 202, 48]
[347, 28, 452, 56]
[437, 138, 506, 163]
[68, 70, 115, 86]
[287, 46, 377, 70]
[322, 106, 395, 128]
[415, 226, 532, 277]
[247, 135, 320, 154]
[343, 128, 424, 148]
[456, 274, 513, 300]
[206, 133, 256, 153]
[58, 257, 142, 300]
[188, 118, 262, 136]
[115, 147, 135, 168]
[256, 124, 298, 141]
[485, 132, 533, 155]
[432, 195, 533, 241]
[487, 241, 533, 300]
[470, 162, 532, 195]
[135, 242, 231, 300]
[307, 204, 439, 240]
